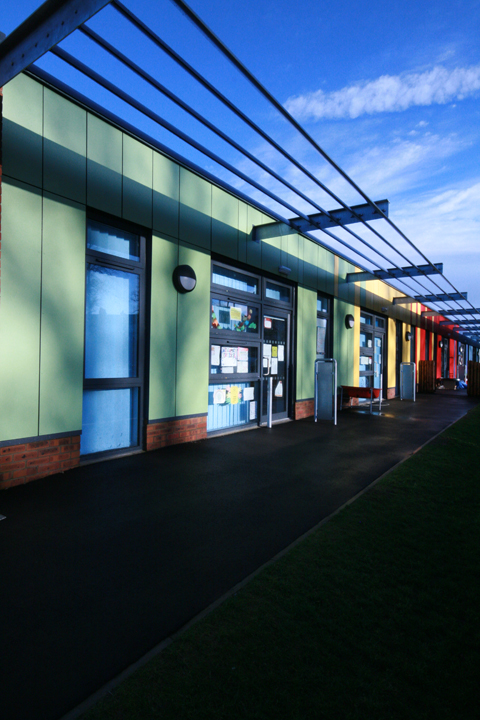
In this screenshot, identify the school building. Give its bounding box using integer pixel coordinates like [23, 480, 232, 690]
[1, 70, 479, 489]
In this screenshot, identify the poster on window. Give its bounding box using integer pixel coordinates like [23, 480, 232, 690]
[230, 386, 240, 404]
[244, 386, 255, 401]
[249, 401, 257, 420]
[211, 345, 220, 366]
[274, 380, 283, 397]
[237, 362, 249, 373]
[278, 345, 285, 362]
[237, 347, 249, 362]
[230, 306, 242, 322]
[221, 347, 237, 367]
[213, 388, 226, 404]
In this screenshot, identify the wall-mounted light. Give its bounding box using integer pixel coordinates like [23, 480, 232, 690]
[405, 331, 412, 342]
[345, 314, 355, 329]
[439, 340, 444, 349]
[173, 265, 197, 293]
[278, 265, 291, 276]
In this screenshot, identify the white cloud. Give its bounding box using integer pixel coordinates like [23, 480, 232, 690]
[285, 66, 480, 120]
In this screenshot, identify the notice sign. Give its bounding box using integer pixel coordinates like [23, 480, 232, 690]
[264, 317, 272, 329]
[221, 347, 237, 366]
[213, 388, 226, 404]
[244, 386, 255, 401]
[237, 347, 249, 362]
[211, 345, 220, 366]
[249, 401, 257, 420]
[271, 346, 278, 358]
[230, 386, 240, 405]
[230, 306, 242, 322]
[278, 345, 285, 362]
[275, 380, 283, 397]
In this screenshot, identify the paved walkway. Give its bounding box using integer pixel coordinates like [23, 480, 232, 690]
[0, 391, 476, 720]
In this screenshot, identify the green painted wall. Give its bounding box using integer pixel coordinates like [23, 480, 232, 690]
[39, 195, 86, 435]
[334, 298, 356, 387]
[149, 233, 179, 420]
[0, 179, 42, 441]
[296, 286, 317, 400]
[176, 242, 211, 416]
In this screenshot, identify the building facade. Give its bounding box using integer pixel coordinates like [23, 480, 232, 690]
[0, 72, 477, 489]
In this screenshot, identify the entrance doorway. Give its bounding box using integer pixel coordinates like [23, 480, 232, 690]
[261, 310, 291, 422]
[359, 312, 386, 397]
[81, 218, 146, 458]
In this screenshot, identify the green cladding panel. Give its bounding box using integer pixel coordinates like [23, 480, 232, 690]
[281, 228, 300, 283]
[153, 152, 180, 239]
[175, 242, 210, 417]
[237, 201, 248, 263]
[245, 206, 263, 269]
[334, 298, 355, 387]
[149, 233, 179, 421]
[179, 168, 212, 250]
[303, 238, 319, 290]
[2, 74, 43, 188]
[296, 286, 317, 400]
[87, 113, 123, 217]
[211, 186, 239, 259]
[43, 88, 87, 203]
[123, 134, 153, 227]
[0, 180, 42, 441]
[39, 194, 86, 435]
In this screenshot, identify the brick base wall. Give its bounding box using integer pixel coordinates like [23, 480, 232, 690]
[0, 436, 81, 490]
[294, 399, 314, 420]
[146, 415, 207, 450]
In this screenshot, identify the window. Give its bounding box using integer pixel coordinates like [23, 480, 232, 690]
[81, 217, 146, 458]
[317, 294, 332, 360]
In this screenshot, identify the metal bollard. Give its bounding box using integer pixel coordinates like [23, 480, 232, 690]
[267, 376, 273, 428]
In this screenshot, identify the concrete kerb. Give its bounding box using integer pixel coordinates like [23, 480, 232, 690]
[59, 406, 473, 720]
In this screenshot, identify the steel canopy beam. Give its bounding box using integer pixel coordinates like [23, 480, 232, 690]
[441, 308, 480, 317]
[393, 292, 468, 305]
[0, 0, 111, 87]
[253, 199, 389, 242]
[289, 199, 389, 234]
[346, 262, 442, 283]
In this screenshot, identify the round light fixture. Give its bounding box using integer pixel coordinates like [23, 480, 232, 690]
[345, 314, 354, 329]
[173, 265, 197, 293]
[405, 331, 412, 342]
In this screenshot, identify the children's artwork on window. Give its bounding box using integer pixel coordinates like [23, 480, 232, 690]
[211, 299, 258, 332]
[213, 388, 226, 404]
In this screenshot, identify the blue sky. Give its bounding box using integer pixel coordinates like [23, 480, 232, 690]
[2, 0, 480, 311]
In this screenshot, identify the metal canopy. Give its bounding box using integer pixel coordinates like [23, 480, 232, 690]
[443, 320, 480, 326]
[393, 293, 468, 305]
[0, 0, 111, 87]
[346, 262, 443, 284]
[0, 0, 478, 346]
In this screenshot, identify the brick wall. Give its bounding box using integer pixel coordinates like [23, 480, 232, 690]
[146, 415, 207, 450]
[294, 399, 314, 420]
[0, 436, 81, 489]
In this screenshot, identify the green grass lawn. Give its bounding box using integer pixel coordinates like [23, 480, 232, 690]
[84, 405, 480, 720]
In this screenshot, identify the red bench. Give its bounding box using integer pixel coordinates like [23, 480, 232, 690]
[340, 386, 382, 414]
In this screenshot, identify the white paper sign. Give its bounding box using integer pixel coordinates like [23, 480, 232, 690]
[237, 347, 249, 362]
[211, 345, 220, 366]
[221, 347, 237, 366]
[263, 344, 272, 358]
[264, 317, 272, 329]
[249, 401, 257, 420]
[244, 387, 255, 401]
[271, 358, 278, 375]
[274, 380, 283, 397]
[237, 361, 249, 373]
[213, 388, 226, 404]
[278, 345, 285, 362]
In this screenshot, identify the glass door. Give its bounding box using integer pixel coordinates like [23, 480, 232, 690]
[373, 335, 383, 389]
[261, 310, 290, 422]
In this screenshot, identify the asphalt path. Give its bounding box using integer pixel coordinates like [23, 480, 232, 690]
[0, 391, 476, 720]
